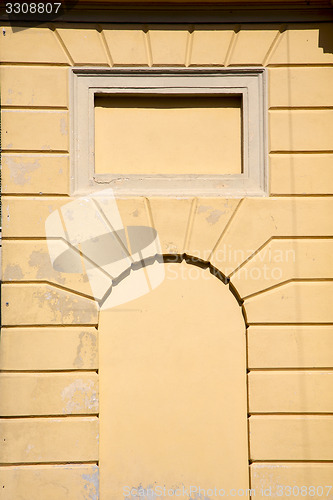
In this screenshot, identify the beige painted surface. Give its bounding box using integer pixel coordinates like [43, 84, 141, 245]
[249, 371, 333, 413]
[56, 27, 109, 65]
[269, 67, 333, 107]
[190, 28, 234, 65]
[3, 240, 93, 297]
[269, 110, 333, 152]
[231, 239, 333, 298]
[0, 66, 68, 107]
[0, 418, 99, 463]
[2, 284, 98, 326]
[270, 154, 333, 195]
[210, 198, 333, 273]
[268, 24, 333, 64]
[149, 197, 194, 253]
[248, 326, 333, 368]
[99, 262, 248, 499]
[95, 95, 242, 175]
[229, 27, 279, 65]
[102, 27, 148, 65]
[1, 154, 69, 194]
[1, 110, 68, 152]
[185, 198, 240, 259]
[0, 373, 98, 416]
[149, 29, 188, 65]
[0, 26, 69, 64]
[0, 465, 99, 500]
[250, 416, 333, 460]
[2, 197, 68, 237]
[1, 20, 333, 498]
[245, 282, 333, 324]
[0, 328, 98, 370]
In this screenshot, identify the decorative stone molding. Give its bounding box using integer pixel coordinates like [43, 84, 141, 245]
[70, 67, 268, 197]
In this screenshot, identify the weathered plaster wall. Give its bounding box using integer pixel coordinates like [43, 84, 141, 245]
[1, 21, 333, 499]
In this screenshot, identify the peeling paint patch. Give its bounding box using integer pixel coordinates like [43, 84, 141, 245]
[33, 286, 98, 324]
[29, 249, 66, 284]
[82, 468, 99, 500]
[74, 331, 97, 368]
[60, 118, 68, 136]
[61, 378, 98, 414]
[197, 205, 210, 214]
[5, 156, 41, 186]
[4, 264, 24, 280]
[206, 209, 224, 225]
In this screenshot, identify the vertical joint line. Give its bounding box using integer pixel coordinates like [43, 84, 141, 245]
[97, 25, 114, 67]
[144, 197, 156, 232]
[209, 198, 244, 261]
[224, 25, 240, 67]
[262, 25, 287, 67]
[185, 27, 194, 67]
[58, 208, 70, 242]
[144, 28, 153, 67]
[140, 250, 153, 292]
[50, 25, 74, 66]
[91, 198, 133, 263]
[184, 198, 198, 251]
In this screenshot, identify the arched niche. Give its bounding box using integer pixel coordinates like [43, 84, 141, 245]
[99, 259, 249, 500]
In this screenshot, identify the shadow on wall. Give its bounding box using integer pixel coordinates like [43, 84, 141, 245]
[319, 26, 333, 53]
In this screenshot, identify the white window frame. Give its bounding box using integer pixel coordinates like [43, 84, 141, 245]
[70, 67, 268, 197]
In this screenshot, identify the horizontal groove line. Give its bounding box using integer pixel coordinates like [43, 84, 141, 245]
[2, 193, 70, 197]
[0, 62, 71, 67]
[228, 236, 333, 280]
[269, 107, 333, 111]
[267, 64, 333, 68]
[270, 194, 333, 197]
[0, 461, 98, 466]
[3, 236, 326, 241]
[2, 324, 98, 328]
[248, 367, 333, 372]
[2, 237, 49, 241]
[0, 369, 99, 374]
[2, 280, 96, 302]
[1, 325, 98, 330]
[272, 236, 333, 240]
[2, 152, 69, 156]
[1, 106, 68, 111]
[243, 278, 333, 301]
[0, 415, 98, 421]
[0, 414, 99, 419]
[269, 150, 333, 154]
[249, 413, 333, 416]
[1, 63, 332, 69]
[250, 460, 333, 464]
[248, 322, 333, 326]
[2, 150, 69, 154]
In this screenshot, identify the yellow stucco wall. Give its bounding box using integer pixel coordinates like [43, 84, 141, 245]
[1, 20, 333, 499]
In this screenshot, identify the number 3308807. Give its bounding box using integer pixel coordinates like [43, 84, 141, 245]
[5, 3, 61, 14]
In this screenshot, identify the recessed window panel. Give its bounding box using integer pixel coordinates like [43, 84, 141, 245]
[94, 95, 242, 176]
